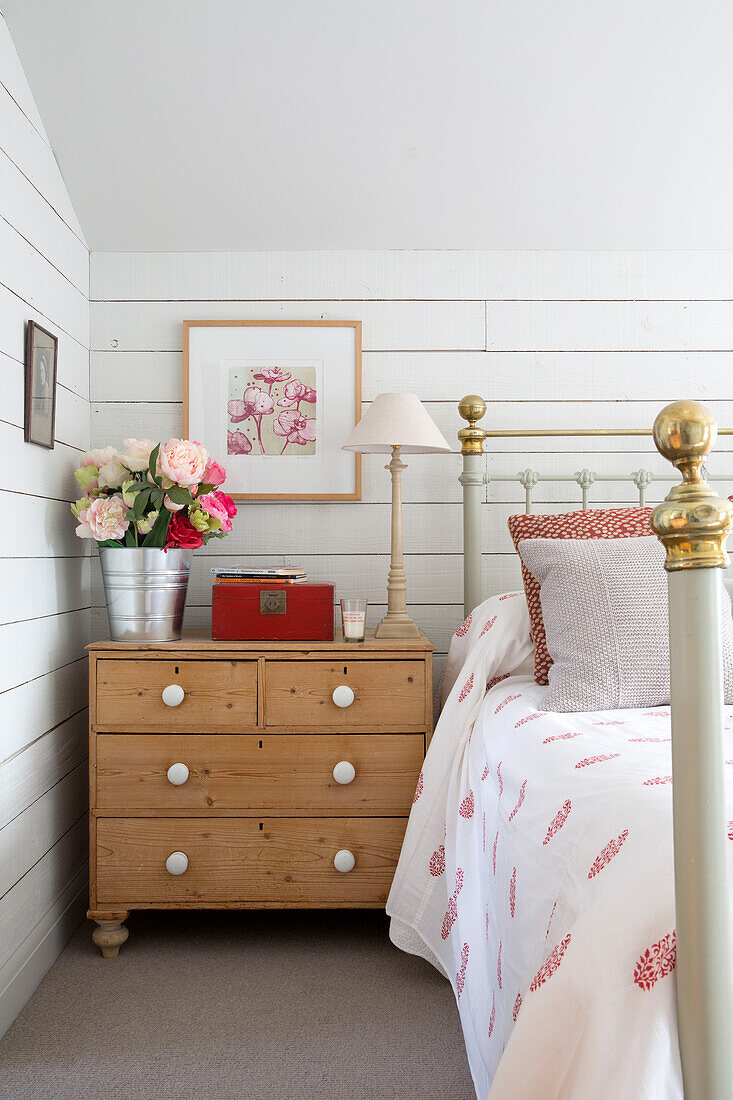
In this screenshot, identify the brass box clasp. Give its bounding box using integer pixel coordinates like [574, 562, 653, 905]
[260, 590, 287, 615]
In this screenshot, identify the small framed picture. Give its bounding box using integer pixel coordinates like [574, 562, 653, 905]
[24, 321, 58, 449]
[183, 320, 362, 500]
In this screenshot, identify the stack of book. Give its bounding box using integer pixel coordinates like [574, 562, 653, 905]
[211, 566, 308, 585]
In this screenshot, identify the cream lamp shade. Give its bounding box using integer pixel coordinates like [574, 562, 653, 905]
[342, 394, 450, 638]
[342, 393, 451, 454]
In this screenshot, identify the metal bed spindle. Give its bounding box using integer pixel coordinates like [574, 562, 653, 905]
[457, 395, 733, 1099]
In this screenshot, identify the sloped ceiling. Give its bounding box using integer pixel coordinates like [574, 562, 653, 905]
[4, 0, 733, 251]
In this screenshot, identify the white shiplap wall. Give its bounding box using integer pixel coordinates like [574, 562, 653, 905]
[0, 15, 90, 1036]
[89, 249, 733, 674]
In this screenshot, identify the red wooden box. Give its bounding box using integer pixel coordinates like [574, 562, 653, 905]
[211, 582, 335, 641]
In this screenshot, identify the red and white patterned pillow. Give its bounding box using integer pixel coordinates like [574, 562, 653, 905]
[507, 506, 653, 684]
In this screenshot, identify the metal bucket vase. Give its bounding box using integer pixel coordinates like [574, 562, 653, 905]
[99, 548, 192, 642]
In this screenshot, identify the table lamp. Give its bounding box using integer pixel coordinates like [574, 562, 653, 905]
[342, 393, 451, 637]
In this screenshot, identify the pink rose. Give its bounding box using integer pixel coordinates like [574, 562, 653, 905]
[120, 438, 156, 472]
[272, 410, 317, 448]
[228, 386, 275, 423]
[76, 495, 129, 541]
[159, 438, 209, 487]
[213, 490, 237, 518]
[198, 493, 232, 532]
[227, 429, 252, 455]
[202, 459, 226, 486]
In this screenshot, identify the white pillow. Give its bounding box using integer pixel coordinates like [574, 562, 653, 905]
[518, 535, 733, 712]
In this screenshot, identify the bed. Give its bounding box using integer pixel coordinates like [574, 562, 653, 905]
[386, 399, 733, 1099]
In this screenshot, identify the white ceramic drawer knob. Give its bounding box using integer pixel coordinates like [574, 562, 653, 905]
[166, 762, 190, 786]
[162, 683, 185, 707]
[165, 851, 188, 876]
[334, 849, 355, 873]
[332, 760, 356, 785]
[332, 684, 355, 708]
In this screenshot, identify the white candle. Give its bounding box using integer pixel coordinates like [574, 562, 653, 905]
[340, 599, 367, 642]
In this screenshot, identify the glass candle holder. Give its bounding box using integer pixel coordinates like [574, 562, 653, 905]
[340, 598, 367, 642]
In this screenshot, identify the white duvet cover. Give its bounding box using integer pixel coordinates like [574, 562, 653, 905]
[387, 593, 733, 1100]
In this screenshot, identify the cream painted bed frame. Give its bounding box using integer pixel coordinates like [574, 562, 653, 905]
[457, 397, 733, 1100]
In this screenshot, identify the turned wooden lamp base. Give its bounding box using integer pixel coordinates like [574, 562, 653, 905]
[341, 394, 452, 641]
[375, 614, 421, 638]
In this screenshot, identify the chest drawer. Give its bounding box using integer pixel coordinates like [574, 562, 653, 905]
[264, 659, 425, 729]
[95, 659, 258, 731]
[95, 733, 424, 814]
[96, 817, 406, 906]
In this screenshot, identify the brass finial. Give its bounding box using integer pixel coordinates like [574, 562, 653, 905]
[651, 400, 732, 570]
[458, 395, 487, 455]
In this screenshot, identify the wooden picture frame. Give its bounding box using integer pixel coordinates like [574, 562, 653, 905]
[24, 320, 58, 449]
[183, 320, 362, 501]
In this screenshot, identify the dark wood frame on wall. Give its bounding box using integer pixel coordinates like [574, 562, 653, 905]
[24, 320, 58, 449]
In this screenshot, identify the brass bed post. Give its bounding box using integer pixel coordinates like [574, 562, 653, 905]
[458, 396, 487, 618]
[652, 402, 733, 1100]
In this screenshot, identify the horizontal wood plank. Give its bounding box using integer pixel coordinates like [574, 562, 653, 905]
[0, 557, 91, 626]
[0, 218, 89, 347]
[0, 80, 85, 244]
[0, 610, 90, 695]
[0, 764, 87, 899]
[0, 712, 88, 831]
[0, 492, 89, 556]
[0, 150, 89, 295]
[90, 299, 485, 352]
[0, 283, 89, 399]
[91, 249, 733, 303]
[0, 659, 87, 765]
[486, 300, 733, 352]
[0, 818, 87, 973]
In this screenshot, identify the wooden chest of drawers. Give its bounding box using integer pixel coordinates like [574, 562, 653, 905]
[87, 630, 434, 957]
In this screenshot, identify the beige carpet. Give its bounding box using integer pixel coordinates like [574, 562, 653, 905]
[0, 910, 474, 1100]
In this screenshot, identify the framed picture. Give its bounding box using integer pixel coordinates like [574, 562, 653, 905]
[24, 321, 58, 449]
[183, 320, 362, 500]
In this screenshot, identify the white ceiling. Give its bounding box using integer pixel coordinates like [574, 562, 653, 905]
[4, 0, 733, 251]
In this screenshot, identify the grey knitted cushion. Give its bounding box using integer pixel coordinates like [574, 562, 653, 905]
[518, 535, 733, 712]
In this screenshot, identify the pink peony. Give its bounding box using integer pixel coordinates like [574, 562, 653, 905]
[228, 386, 275, 423]
[97, 458, 128, 489]
[227, 429, 252, 455]
[159, 438, 209, 487]
[213, 490, 237, 518]
[120, 438, 156, 472]
[163, 494, 185, 512]
[272, 409, 317, 448]
[80, 446, 117, 469]
[253, 367, 291, 384]
[76, 495, 129, 541]
[277, 379, 317, 408]
[202, 459, 226, 486]
[198, 493, 233, 532]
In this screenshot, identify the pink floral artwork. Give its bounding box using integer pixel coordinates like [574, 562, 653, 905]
[228, 365, 317, 456]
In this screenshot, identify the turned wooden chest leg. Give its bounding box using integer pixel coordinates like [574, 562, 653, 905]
[90, 912, 129, 958]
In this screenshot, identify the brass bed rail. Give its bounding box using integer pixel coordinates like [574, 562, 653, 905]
[457, 393, 733, 1099]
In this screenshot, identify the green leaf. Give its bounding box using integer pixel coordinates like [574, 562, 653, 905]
[141, 508, 171, 548]
[150, 488, 165, 509]
[165, 485, 193, 507]
[123, 528, 137, 547]
[96, 538, 124, 548]
[132, 485, 153, 521]
[148, 442, 161, 483]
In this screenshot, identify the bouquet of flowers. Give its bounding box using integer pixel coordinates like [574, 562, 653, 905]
[70, 438, 237, 549]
